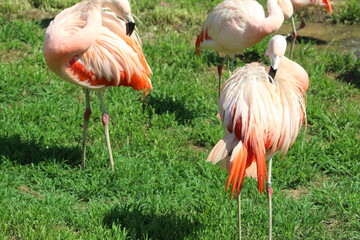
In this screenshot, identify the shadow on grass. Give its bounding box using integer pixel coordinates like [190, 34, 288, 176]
[286, 35, 328, 45]
[144, 94, 197, 125]
[337, 69, 360, 88]
[203, 51, 222, 67]
[203, 50, 261, 68]
[103, 204, 201, 240]
[0, 134, 81, 166]
[236, 49, 262, 63]
[38, 18, 54, 29]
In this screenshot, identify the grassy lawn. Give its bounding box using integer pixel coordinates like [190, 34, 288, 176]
[0, 0, 359, 239]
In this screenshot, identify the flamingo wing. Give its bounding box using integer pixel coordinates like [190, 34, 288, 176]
[196, 0, 268, 56]
[63, 10, 152, 92]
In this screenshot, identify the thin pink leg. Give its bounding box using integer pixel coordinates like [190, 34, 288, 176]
[217, 65, 224, 97]
[218, 55, 229, 97]
[82, 89, 91, 169]
[98, 92, 114, 172]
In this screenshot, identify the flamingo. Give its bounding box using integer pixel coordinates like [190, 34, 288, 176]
[287, 0, 332, 58]
[195, 0, 292, 95]
[43, 0, 152, 172]
[206, 35, 309, 240]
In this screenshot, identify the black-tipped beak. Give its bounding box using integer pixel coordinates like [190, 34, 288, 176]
[126, 21, 135, 36]
[268, 66, 277, 83]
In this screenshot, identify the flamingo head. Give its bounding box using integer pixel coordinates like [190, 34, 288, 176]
[264, 35, 287, 71]
[102, 0, 136, 36]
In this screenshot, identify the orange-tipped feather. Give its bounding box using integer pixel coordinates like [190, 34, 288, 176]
[322, 0, 332, 14]
[206, 35, 308, 199]
[226, 142, 248, 198]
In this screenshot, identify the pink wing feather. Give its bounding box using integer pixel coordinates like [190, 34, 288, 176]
[44, 2, 152, 92]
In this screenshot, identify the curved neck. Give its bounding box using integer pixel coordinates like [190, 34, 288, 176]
[277, 0, 294, 19]
[261, 0, 286, 34]
[44, 1, 103, 71]
[66, 1, 103, 56]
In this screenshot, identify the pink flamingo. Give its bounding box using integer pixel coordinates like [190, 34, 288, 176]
[195, 0, 331, 94]
[43, 0, 152, 172]
[206, 35, 309, 240]
[287, 0, 332, 58]
[195, 0, 292, 94]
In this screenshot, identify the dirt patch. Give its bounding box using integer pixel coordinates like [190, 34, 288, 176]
[283, 186, 309, 200]
[5, 8, 58, 22]
[18, 185, 45, 199]
[283, 174, 330, 199]
[0, 48, 29, 63]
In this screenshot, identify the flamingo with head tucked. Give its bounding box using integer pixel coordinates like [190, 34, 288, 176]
[43, 0, 152, 172]
[287, 0, 332, 58]
[206, 35, 309, 240]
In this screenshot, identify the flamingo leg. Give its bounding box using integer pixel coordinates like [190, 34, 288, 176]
[267, 157, 273, 240]
[238, 192, 242, 240]
[288, 17, 306, 59]
[290, 16, 297, 60]
[217, 55, 230, 96]
[81, 89, 91, 169]
[97, 91, 115, 172]
[231, 57, 235, 73]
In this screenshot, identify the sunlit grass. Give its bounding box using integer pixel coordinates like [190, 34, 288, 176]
[0, 1, 359, 239]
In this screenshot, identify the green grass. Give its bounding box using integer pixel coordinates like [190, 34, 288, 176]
[0, 0, 359, 239]
[330, 0, 360, 24]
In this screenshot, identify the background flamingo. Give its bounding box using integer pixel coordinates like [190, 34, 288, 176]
[287, 0, 332, 58]
[195, 0, 292, 95]
[206, 35, 309, 240]
[43, 0, 152, 172]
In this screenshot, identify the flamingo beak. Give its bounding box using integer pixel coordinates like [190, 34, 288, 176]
[124, 14, 135, 36]
[322, 0, 332, 14]
[126, 21, 135, 36]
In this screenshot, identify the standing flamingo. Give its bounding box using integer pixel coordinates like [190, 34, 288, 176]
[287, 0, 332, 58]
[195, 0, 293, 95]
[206, 35, 309, 240]
[43, 0, 152, 172]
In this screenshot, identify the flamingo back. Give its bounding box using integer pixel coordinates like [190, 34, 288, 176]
[208, 62, 307, 195]
[196, 0, 268, 56]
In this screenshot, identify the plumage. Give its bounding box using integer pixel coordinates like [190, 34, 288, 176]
[43, 0, 152, 171]
[286, 0, 332, 58]
[44, 0, 152, 92]
[195, 0, 290, 95]
[207, 35, 308, 196]
[196, 0, 287, 57]
[290, 0, 332, 12]
[206, 35, 309, 239]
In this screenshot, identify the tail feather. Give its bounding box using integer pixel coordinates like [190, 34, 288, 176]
[206, 133, 237, 165]
[207, 133, 268, 197]
[225, 142, 248, 197]
[245, 161, 257, 179]
[250, 136, 267, 193]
